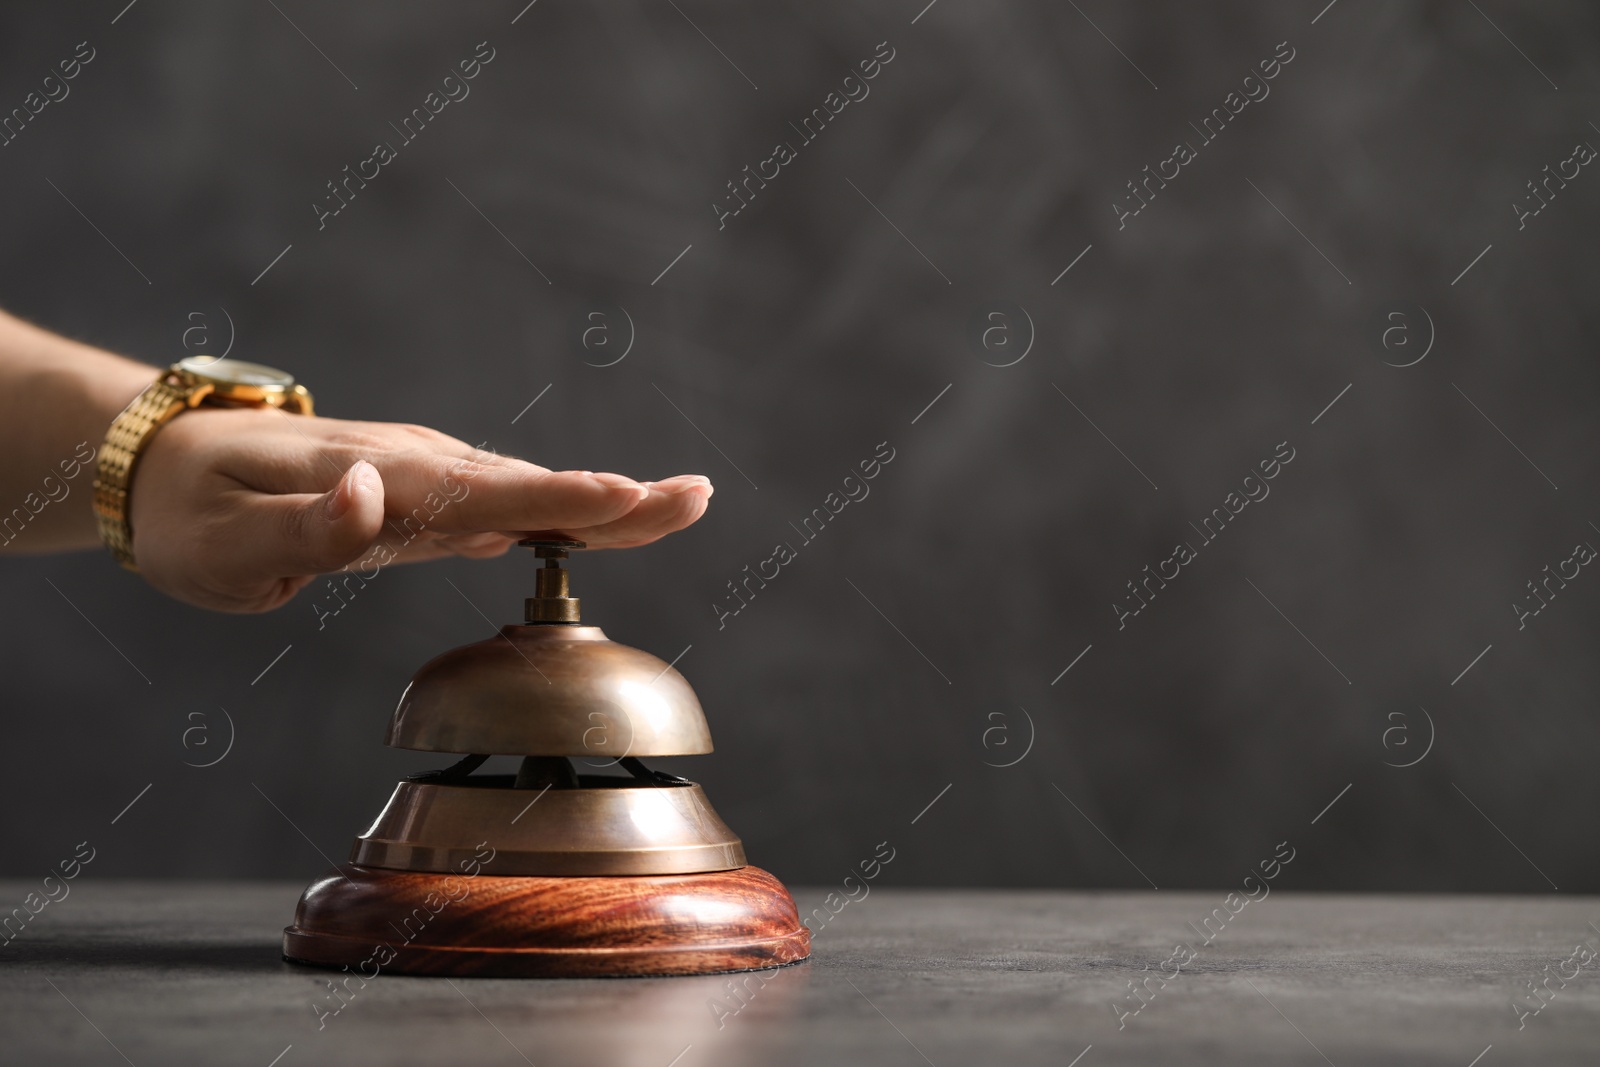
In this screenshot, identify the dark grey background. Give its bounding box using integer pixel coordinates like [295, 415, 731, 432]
[0, 0, 1595, 894]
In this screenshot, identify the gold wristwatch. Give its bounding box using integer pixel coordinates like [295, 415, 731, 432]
[93, 356, 314, 570]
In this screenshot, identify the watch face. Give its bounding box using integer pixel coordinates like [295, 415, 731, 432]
[177, 356, 294, 388]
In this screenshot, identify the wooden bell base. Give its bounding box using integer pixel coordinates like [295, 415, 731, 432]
[282, 864, 811, 978]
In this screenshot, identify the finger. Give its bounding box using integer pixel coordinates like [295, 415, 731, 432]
[381, 475, 711, 561]
[565, 476, 713, 548]
[366, 453, 648, 536]
[221, 460, 387, 587]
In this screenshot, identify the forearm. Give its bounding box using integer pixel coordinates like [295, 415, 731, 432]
[0, 309, 155, 553]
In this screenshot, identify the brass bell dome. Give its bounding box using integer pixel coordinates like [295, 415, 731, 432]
[387, 625, 712, 757]
[385, 543, 712, 757]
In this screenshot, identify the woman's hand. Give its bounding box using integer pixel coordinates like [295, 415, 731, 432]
[129, 406, 712, 612]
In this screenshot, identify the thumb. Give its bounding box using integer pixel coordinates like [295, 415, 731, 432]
[233, 460, 387, 586]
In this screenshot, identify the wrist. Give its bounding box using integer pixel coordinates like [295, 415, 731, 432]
[81, 351, 162, 438]
[0, 309, 165, 554]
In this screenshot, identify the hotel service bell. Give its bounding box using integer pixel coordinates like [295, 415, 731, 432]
[282, 540, 810, 977]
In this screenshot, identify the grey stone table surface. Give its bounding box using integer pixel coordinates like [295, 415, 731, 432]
[2, 881, 1597, 1066]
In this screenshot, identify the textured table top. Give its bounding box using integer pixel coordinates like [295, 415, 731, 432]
[2, 881, 1597, 1065]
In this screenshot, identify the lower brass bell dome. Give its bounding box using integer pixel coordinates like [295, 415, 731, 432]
[350, 775, 746, 876]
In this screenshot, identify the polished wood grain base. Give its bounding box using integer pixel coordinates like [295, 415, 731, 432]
[282, 864, 811, 977]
